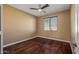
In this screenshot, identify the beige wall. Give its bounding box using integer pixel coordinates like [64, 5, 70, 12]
[70, 5, 76, 43]
[3, 5, 36, 45]
[3, 5, 71, 45]
[37, 10, 71, 41]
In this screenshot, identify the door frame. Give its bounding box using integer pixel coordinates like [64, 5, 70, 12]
[73, 4, 79, 54]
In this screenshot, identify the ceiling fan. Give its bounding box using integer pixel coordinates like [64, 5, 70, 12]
[30, 4, 49, 13]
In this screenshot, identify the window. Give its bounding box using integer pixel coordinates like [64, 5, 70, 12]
[44, 16, 57, 31]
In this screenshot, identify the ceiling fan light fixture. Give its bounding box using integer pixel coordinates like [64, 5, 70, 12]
[38, 9, 42, 12]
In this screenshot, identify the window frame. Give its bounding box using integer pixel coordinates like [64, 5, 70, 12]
[43, 16, 58, 31]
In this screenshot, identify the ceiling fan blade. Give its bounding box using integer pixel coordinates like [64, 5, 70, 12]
[30, 8, 38, 10]
[41, 4, 49, 9]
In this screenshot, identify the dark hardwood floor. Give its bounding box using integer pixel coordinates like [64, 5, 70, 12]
[3, 37, 72, 54]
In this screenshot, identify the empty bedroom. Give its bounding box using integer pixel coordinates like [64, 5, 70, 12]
[3, 4, 79, 54]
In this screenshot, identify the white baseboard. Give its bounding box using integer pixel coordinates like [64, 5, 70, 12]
[37, 36, 73, 53]
[3, 36, 37, 48]
[3, 35, 71, 48]
[37, 36, 71, 43]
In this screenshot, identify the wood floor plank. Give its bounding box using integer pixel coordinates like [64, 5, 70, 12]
[3, 37, 72, 54]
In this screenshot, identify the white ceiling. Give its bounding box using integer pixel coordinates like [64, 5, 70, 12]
[9, 4, 70, 16]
